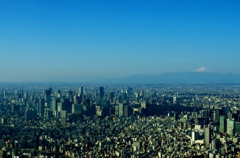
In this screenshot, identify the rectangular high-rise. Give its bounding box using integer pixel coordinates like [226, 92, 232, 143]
[38, 98, 45, 114]
[99, 87, 104, 100]
[227, 119, 235, 137]
[219, 115, 226, 133]
[119, 103, 124, 117]
[235, 122, 240, 135]
[204, 127, 211, 147]
[78, 86, 84, 95]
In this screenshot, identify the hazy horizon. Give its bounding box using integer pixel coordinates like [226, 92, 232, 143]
[1, 0, 240, 82]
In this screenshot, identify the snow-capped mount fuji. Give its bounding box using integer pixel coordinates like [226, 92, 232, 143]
[194, 67, 210, 72]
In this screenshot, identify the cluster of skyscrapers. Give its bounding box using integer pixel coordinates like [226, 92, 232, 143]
[0, 83, 240, 157]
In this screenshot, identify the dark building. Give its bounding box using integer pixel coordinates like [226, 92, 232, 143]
[11, 105, 20, 113]
[62, 98, 72, 113]
[120, 92, 127, 103]
[78, 86, 84, 95]
[127, 87, 133, 96]
[38, 98, 45, 114]
[235, 122, 240, 135]
[99, 87, 104, 100]
[108, 92, 114, 103]
[45, 89, 51, 102]
[25, 109, 37, 121]
[123, 104, 133, 117]
[68, 90, 74, 102]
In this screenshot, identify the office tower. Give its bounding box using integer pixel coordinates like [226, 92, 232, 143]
[127, 87, 133, 96]
[62, 98, 72, 113]
[60, 110, 67, 118]
[38, 98, 45, 114]
[211, 139, 217, 150]
[227, 113, 233, 119]
[57, 90, 61, 98]
[235, 122, 240, 135]
[123, 104, 133, 117]
[120, 92, 127, 103]
[1, 117, 8, 124]
[86, 99, 91, 107]
[23, 92, 27, 99]
[72, 104, 82, 115]
[46, 110, 54, 119]
[50, 99, 57, 113]
[134, 92, 139, 102]
[202, 110, 209, 118]
[57, 102, 62, 118]
[108, 92, 114, 103]
[141, 101, 146, 109]
[110, 107, 115, 115]
[219, 115, 226, 133]
[174, 112, 179, 120]
[45, 88, 52, 109]
[78, 86, 84, 95]
[83, 99, 92, 115]
[45, 89, 51, 102]
[173, 96, 177, 104]
[11, 105, 20, 113]
[68, 90, 74, 101]
[2, 91, 6, 99]
[227, 119, 235, 137]
[192, 112, 198, 118]
[204, 127, 211, 147]
[215, 109, 220, 121]
[119, 103, 124, 117]
[192, 131, 199, 142]
[234, 121, 240, 134]
[99, 87, 104, 100]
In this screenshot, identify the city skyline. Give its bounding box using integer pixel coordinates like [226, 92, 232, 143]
[0, 0, 240, 82]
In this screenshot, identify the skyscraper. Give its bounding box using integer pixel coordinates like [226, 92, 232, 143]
[120, 92, 127, 103]
[219, 115, 226, 133]
[78, 86, 84, 95]
[50, 99, 57, 113]
[45, 88, 52, 108]
[38, 98, 45, 115]
[204, 127, 211, 147]
[45, 89, 51, 101]
[227, 119, 235, 137]
[2, 91, 6, 99]
[172, 96, 177, 104]
[119, 103, 124, 117]
[99, 87, 104, 100]
[235, 122, 240, 135]
[68, 90, 74, 102]
[123, 104, 133, 117]
[108, 92, 114, 103]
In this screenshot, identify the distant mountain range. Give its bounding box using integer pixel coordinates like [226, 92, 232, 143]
[100, 72, 240, 83]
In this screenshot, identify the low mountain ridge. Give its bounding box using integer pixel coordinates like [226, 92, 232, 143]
[106, 72, 240, 83]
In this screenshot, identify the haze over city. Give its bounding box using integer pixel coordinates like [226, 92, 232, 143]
[2, 1, 240, 157]
[0, 0, 240, 82]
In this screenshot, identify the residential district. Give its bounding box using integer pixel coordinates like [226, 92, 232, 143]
[0, 83, 240, 158]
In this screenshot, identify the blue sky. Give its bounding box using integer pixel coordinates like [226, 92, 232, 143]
[0, 0, 240, 82]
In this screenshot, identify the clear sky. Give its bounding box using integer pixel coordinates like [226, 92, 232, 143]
[0, 0, 240, 82]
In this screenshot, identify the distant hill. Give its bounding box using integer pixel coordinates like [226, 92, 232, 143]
[103, 72, 240, 83]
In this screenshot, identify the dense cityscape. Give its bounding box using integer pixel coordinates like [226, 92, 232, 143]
[0, 83, 240, 157]
[1, 0, 240, 158]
